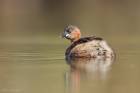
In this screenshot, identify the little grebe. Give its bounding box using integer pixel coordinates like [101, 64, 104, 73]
[62, 25, 115, 59]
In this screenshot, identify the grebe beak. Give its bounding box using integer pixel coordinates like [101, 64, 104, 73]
[65, 34, 71, 38]
[62, 32, 71, 39]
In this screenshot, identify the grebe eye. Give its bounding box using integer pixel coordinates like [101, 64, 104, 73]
[67, 30, 71, 33]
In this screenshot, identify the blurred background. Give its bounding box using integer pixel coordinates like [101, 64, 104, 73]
[0, 0, 140, 43]
[0, 0, 140, 93]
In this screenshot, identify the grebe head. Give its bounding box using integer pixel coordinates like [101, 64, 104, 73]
[62, 25, 81, 42]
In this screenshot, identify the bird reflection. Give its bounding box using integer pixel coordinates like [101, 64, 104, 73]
[65, 57, 114, 93]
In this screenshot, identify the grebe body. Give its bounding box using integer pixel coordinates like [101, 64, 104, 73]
[62, 25, 115, 59]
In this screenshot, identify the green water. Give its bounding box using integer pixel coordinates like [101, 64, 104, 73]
[0, 35, 139, 93]
[0, 0, 140, 93]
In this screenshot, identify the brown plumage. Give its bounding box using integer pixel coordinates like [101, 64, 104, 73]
[62, 25, 115, 59]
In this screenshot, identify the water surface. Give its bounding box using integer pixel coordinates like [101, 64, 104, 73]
[0, 0, 140, 93]
[0, 35, 139, 93]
